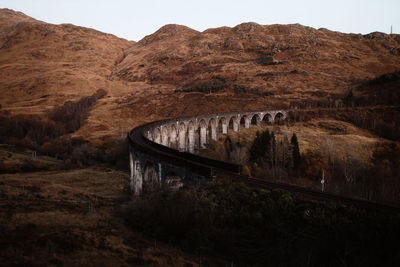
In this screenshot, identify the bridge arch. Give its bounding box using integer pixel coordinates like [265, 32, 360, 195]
[130, 153, 143, 195]
[170, 124, 177, 149]
[161, 126, 169, 146]
[199, 119, 207, 149]
[188, 121, 195, 153]
[275, 112, 285, 125]
[218, 117, 227, 135]
[154, 128, 161, 144]
[240, 115, 250, 129]
[208, 118, 217, 141]
[147, 130, 153, 141]
[251, 114, 261, 126]
[228, 116, 239, 132]
[262, 113, 273, 124]
[143, 162, 159, 193]
[163, 172, 184, 190]
[178, 122, 186, 151]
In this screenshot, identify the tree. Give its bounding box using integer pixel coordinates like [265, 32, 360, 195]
[249, 131, 262, 162]
[224, 136, 233, 160]
[282, 133, 293, 168]
[291, 133, 301, 168]
[344, 89, 354, 107]
[249, 130, 274, 166]
[269, 132, 277, 167]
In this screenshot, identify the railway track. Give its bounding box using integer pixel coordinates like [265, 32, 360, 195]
[128, 123, 400, 214]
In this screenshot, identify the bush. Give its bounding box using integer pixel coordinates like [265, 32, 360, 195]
[233, 84, 247, 93]
[123, 179, 400, 266]
[254, 56, 281, 66]
[175, 76, 228, 94]
[255, 70, 306, 77]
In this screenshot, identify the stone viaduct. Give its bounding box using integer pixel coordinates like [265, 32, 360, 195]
[128, 109, 287, 195]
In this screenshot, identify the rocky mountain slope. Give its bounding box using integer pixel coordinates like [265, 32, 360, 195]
[1, 8, 400, 142]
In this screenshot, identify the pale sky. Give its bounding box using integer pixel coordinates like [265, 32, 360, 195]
[0, 0, 399, 41]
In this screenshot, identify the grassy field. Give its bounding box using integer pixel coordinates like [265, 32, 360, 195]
[0, 168, 206, 266]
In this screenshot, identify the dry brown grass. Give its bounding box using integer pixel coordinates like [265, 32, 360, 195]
[0, 168, 207, 266]
[0, 149, 58, 173]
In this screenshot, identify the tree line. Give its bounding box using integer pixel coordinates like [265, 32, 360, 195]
[0, 89, 129, 168]
[249, 129, 301, 168]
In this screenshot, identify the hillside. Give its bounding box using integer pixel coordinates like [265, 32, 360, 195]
[0, 8, 400, 143]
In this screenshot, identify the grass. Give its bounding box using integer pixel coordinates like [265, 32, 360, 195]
[0, 149, 59, 173]
[0, 168, 201, 266]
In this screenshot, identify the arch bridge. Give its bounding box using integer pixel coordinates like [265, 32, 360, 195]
[128, 109, 287, 195]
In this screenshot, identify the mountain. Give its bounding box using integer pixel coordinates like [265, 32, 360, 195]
[0, 8, 132, 109]
[1, 9, 400, 142]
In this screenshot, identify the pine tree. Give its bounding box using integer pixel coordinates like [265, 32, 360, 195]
[224, 136, 233, 160]
[249, 131, 262, 162]
[291, 133, 301, 168]
[283, 133, 293, 168]
[270, 131, 276, 167]
[344, 89, 354, 107]
[249, 130, 271, 165]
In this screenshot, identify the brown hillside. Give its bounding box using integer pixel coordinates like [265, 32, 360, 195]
[0, 9, 133, 113]
[1, 9, 400, 142]
[114, 22, 400, 94]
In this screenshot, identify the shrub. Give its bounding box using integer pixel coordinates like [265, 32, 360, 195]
[123, 179, 400, 266]
[233, 84, 247, 93]
[254, 56, 281, 66]
[176, 76, 228, 94]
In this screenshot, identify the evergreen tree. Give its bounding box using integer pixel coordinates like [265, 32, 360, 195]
[344, 89, 354, 107]
[291, 133, 301, 168]
[283, 133, 293, 168]
[269, 131, 276, 167]
[224, 136, 233, 160]
[249, 130, 271, 165]
[249, 131, 262, 162]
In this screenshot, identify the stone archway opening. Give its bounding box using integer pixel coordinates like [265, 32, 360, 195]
[147, 130, 153, 141]
[161, 126, 169, 146]
[133, 157, 143, 195]
[178, 122, 186, 151]
[228, 117, 235, 132]
[199, 119, 207, 149]
[187, 121, 195, 153]
[170, 124, 177, 149]
[262, 113, 273, 125]
[163, 172, 184, 190]
[240, 116, 247, 128]
[143, 162, 159, 193]
[218, 117, 227, 137]
[251, 114, 261, 126]
[275, 112, 284, 125]
[154, 128, 161, 144]
[208, 118, 217, 141]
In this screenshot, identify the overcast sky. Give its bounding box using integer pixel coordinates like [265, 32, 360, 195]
[1, 0, 399, 41]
